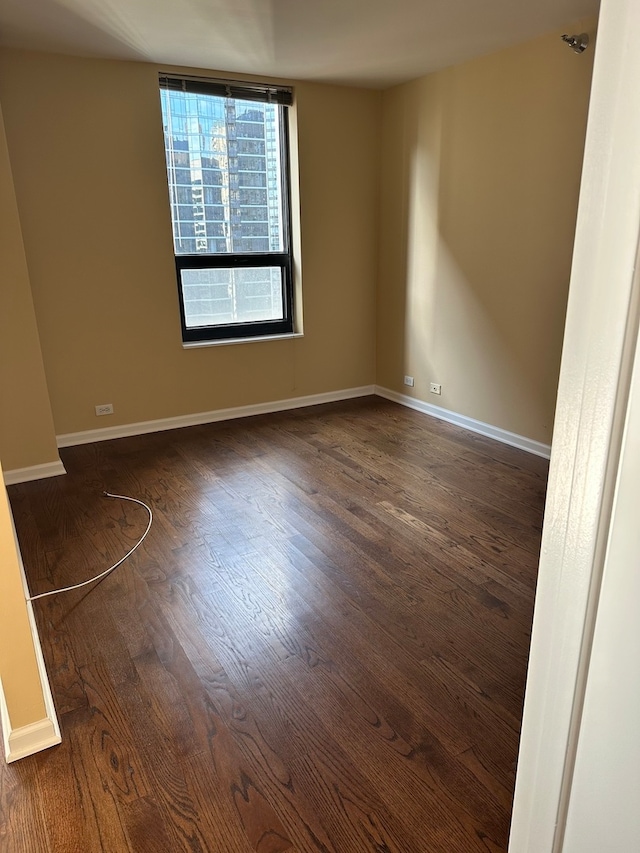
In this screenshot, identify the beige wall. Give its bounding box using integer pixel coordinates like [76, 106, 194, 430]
[0, 25, 595, 452]
[377, 25, 596, 444]
[0, 467, 47, 730]
[0, 102, 59, 470]
[0, 50, 380, 436]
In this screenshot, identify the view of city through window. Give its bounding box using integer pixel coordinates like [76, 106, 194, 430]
[160, 89, 286, 329]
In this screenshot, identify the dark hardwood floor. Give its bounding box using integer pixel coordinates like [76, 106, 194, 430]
[1, 397, 548, 852]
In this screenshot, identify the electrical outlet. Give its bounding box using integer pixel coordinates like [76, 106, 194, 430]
[95, 403, 114, 416]
[403, 375, 415, 387]
[429, 383, 442, 395]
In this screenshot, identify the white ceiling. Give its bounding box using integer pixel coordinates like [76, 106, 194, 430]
[0, 0, 599, 88]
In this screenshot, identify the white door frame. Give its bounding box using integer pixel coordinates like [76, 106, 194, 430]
[509, 0, 640, 849]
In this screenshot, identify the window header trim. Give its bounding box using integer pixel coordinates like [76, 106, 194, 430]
[159, 73, 293, 106]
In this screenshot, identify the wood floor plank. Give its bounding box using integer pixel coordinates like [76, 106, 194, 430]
[156, 601, 334, 851]
[2, 397, 546, 852]
[277, 505, 529, 720]
[152, 541, 502, 852]
[174, 589, 424, 853]
[210, 540, 518, 820]
[34, 706, 134, 853]
[0, 754, 51, 853]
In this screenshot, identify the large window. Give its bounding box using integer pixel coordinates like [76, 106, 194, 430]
[159, 76, 294, 343]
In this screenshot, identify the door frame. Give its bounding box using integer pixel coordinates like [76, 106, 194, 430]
[509, 0, 640, 849]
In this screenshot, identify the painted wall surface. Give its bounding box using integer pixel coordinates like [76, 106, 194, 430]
[0, 468, 47, 730]
[0, 102, 59, 470]
[0, 50, 379, 436]
[377, 25, 595, 444]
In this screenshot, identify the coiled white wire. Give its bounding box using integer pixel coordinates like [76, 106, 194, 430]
[27, 492, 153, 602]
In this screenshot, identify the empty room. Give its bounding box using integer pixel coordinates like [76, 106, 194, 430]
[4, 0, 639, 851]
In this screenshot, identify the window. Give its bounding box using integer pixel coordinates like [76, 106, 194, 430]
[159, 75, 294, 343]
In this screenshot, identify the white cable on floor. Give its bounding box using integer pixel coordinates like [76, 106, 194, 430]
[27, 492, 153, 603]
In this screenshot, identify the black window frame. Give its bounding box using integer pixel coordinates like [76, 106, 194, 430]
[159, 75, 295, 344]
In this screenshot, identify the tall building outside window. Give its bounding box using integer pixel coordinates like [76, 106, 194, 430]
[159, 76, 294, 343]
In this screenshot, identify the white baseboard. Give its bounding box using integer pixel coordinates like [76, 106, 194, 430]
[1, 504, 61, 764]
[375, 386, 552, 459]
[3, 459, 67, 486]
[57, 385, 376, 447]
[0, 691, 60, 763]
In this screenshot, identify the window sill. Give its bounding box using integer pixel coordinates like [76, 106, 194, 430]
[182, 332, 304, 349]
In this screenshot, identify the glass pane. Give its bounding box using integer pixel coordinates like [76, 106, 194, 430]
[160, 90, 284, 255]
[180, 267, 284, 328]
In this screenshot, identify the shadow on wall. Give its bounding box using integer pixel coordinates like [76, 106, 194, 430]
[377, 24, 596, 445]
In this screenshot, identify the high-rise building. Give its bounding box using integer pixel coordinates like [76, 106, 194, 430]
[160, 90, 285, 327]
[160, 91, 282, 256]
